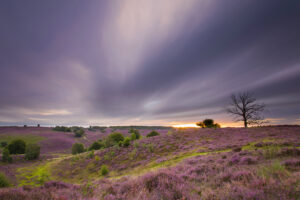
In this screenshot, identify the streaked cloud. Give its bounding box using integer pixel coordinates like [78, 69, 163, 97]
[0, 0, 299, 126]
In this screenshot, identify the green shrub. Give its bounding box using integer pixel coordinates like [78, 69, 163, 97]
[130, 133, 136, 140]
[147, 143, 154, 153]
[123, 137, 131, 147]
[74, 129, 85, 137]
[95, 156, 100, 161]
[146, 131, 160, 137]
[105, 132, 125, 147]
[0, 141, 7, 148]
[87, 150, 94, 159]
[100, 165, 109, 176]
[108, 132, 124, 143]
[88, 141, 103, 151]
[134, 141, 139, 148]
[25, 143, 40, 160]
[129, 129, 141, 140]
[72, 143, 85, 155]
[8, 139, 26, 154]
[2, 148, 12, 163]
[0, 173, 10, 188]
[118, 141, 123, 147]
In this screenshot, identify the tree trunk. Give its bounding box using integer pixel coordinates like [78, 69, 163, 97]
[244, 118, 248, 128]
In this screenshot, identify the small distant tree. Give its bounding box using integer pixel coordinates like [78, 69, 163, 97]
[226, 92, 265, 128]
[25, 144, 40, 160]
[196, 119, 220, 128]
[146, 131, 160, 137]
[2, 148, 12, 163]
[8, 139, 26, 154]
[72, 143, 85, 155]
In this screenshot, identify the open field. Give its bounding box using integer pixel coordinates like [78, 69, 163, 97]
[0, 126, 300, 199]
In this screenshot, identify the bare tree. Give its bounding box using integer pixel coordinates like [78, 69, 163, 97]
[226, 92, 265, 128]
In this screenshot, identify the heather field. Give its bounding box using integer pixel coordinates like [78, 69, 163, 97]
[0, 126, 300, 199]
[1, 0, 300, 199]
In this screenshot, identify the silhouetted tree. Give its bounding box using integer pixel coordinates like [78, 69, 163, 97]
[226, 92, 265, 128]
[196, 119, 220, 128]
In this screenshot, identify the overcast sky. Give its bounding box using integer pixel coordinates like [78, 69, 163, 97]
[0, 0, 300, 127]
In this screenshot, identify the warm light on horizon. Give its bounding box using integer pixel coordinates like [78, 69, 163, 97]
[172, 122, 244, 128]
[172, 123, 199, 128]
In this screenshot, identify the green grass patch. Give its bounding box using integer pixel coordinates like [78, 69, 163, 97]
[17, 161, 53, 186]
[258, 160, 290, 181]
[242, 138, 283, 151]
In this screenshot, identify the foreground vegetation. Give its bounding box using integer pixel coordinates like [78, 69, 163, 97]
[0, 126, 300, 199]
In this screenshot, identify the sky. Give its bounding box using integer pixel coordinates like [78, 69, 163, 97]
[0, 0, 300, 127]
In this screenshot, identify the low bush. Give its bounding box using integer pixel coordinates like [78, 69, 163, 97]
[123, 137, 131, 147]
[104, 132, 124, 147]
[72, 143, 85, 155]
[118, 141, 123, 147]
[8, 139, 26, 154]
[74, 129, 85, 137]
[146, 131, 160, 137]
[0, 173, 10, 188]
[100, 165, 109, 176]
[134, 141, 139, 148]
[2, 148, 12, 163]
[0, 141, 7, 148]
[87, 150, 94, 159]
[88, 141, 103, 151]
[95, 156, 100, 161]
[25, 143, 40, 160]
[130, 133, 136, 140]
[108, 132, 124, 143]
[129, 129, 141, 140]
[147, 144, 154, 153]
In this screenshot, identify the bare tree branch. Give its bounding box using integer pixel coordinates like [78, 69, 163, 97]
[226, 92, 265, 128]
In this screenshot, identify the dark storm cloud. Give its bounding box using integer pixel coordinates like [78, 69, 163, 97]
[91, 1, 300, 119]
[0, 0, 299, 126]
